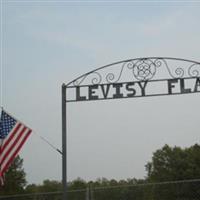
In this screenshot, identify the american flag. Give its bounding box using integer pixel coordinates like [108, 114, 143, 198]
[0, 110, 32, 185]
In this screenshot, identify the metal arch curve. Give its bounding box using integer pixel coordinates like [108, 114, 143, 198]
[66, 57, 200, 87]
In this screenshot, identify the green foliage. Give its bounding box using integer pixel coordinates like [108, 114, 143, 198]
[146, 144, 200, 182]
[145, 144, 200, 200]
[40, 180, 62, 193]
[66, 178, 86, 200]
[68, 177, 87, 190]
[0, 156, 27, 195]
[25, 179, 62, 194]
[25, 183, 39, 193]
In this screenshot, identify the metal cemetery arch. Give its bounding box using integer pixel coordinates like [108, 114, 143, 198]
[62, 57, 200, 200]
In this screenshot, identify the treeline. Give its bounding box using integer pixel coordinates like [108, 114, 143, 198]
[1, 143, 200, 199]
[25, 177, 146, 193]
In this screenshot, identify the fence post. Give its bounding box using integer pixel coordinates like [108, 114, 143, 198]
[86, 183, 93, 200]
[90, 183, 94, 200]
[86, 186, 89, 200]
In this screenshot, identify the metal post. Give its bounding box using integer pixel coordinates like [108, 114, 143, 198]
[62, 84, 67, 200]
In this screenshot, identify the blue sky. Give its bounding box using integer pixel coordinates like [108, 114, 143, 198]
[1, 1, 200, 184]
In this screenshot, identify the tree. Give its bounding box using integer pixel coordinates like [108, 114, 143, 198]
[145, 144, 200, 200]
[39, 179, 62, 193]
[68, 177, 87, 190]
[0, 156, 27, 195]
[67, 178, 87, 200]
[146, 144, 200, 182]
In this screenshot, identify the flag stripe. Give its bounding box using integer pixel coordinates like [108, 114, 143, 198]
[1, 133, 28, 173]
[1, 128, 30, 172]
[0, 125, 26, 166]
[1, 130, 31, 174]
[0, 123, 22, 153]
[0, 124, 24, 164]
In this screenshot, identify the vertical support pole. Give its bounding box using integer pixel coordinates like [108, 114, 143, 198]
[62, 84, 67, 200]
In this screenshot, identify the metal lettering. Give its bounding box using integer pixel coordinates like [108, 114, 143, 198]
[76, 86, 86, 101]
[168, 79, 178, 94]
[138, 82, 148, 96]
[180, 78, 191, 93]
[100, 84, 111, 99]
[126, 82, 136, 97]
[113, 83, 123, 98]
[89, 85, 99, 100]
[194, 78, 200, 92]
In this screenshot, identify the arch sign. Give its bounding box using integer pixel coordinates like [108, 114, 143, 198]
[61, 57, 200, 200]
[66, 57, 200, 102]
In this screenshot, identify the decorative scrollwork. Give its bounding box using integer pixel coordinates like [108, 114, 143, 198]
[161, 59, 184, 78]
[73, 72, 102, 86]
[68, 57, 200, 87]
[127, 59, 159, 81]
[106, 73, 115, 83]
[72, 76, 87, 86]
[188, 63, 200, 77]
[91, 72, 102, 85]
[106, 63, 127, 83]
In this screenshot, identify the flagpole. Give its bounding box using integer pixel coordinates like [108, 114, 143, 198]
[62, 84, 67, 200]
